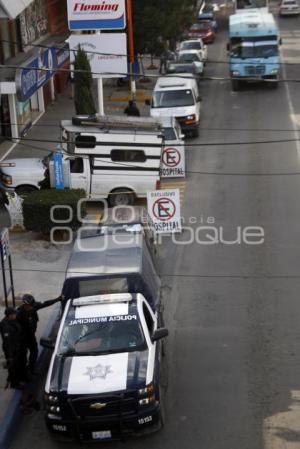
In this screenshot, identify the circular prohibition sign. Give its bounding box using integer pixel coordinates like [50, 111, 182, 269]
[152, 197, 176, 221]
[162, 147, 181, 168]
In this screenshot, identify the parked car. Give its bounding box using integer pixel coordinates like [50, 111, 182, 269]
[176, 50, 204, 75]
[279, 0, 300, 15]
[166, 62, 202, 86]
[187, 22, 215, 44]
[198, 12, 218, 31]
[178, 39, 208, 63]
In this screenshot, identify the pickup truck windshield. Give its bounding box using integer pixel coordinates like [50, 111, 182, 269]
[58, 314, 146, 356]
[152, 90, 195, 108]
[178, 53, 200, 63]
[180, 42, 201, 50]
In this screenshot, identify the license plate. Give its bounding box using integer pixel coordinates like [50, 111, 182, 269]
[92, 431, 112, 440]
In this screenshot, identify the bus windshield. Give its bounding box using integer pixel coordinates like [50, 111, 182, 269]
[231, 41, 278, 58]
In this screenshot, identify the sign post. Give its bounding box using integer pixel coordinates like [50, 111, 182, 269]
[67, 0, 127, 112]
[147, 189, 182, 234]
[160, 146, 185, 178]
[0, 228, 15, 308]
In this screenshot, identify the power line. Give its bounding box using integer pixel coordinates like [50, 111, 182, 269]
[4, 267, 300, 279]
[2, 121, 300, 133]
[6, 134, 300, 148]
[2, 62, 300, 84]
[4, 137, 300, 177]
[1, 38, 299, 67]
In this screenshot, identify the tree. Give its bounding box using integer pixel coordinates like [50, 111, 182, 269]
[132, 0, 198, 54]
[74, 47, 96, 115]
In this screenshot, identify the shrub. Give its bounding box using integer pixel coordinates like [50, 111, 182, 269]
[23, 189, 86, 233]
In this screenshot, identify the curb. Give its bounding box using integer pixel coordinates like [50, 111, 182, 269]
[0, 307, 60, 449]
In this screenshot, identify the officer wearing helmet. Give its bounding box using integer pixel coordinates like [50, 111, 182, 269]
[17, 293, 62, 374]
[0, 307, 27, 388]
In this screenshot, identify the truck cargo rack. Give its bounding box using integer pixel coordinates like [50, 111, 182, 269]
[70, 114, 163, 134]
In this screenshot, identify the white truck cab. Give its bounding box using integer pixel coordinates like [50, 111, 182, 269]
[150, 77, 201, 138]
[42, 293, 168, 442]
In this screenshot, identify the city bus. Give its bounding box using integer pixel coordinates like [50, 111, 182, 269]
[228, 9, 281, 90]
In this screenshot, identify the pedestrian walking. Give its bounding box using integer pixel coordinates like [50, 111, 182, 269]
[17, 294, 62, 374]
[124, 100, 140, 117]
[159, 49, 168, 75]
[0, 307, 27, 388]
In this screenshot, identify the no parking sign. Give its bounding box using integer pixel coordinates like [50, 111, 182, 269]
[160, 146, 185, 178]
[147, 189, 182, 233]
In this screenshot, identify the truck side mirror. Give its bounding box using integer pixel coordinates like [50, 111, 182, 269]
[145, 99, 151, 106]
[279, 38, 282, 46]
[152, 327, 169, 342]
[40, 337, 55, 350]
[226, 42, 230, 52]
[197, 95, 202, 102]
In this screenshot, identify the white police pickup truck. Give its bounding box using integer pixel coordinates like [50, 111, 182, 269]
[41, 293, 168, 442]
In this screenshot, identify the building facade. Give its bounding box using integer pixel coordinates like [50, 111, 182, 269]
[0, 0, 69, 150]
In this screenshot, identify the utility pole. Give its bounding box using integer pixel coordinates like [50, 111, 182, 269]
[126, 0, 136, 100]
[97, 31, 104, 115]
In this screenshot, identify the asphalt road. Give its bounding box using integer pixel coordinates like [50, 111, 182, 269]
[8, 9, 300, 449]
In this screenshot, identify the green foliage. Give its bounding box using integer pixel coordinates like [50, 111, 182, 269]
[74, 47, 96, 115]
[23, 189, 86, 233]
[132, 0, 198, 54]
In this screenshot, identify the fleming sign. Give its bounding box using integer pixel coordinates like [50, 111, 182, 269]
[67, 0, 126, 30]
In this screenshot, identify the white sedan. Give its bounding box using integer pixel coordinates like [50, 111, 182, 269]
[279, 0, 300, 15]
[176, 50, 204, 75]
[178, 39, 208, 63]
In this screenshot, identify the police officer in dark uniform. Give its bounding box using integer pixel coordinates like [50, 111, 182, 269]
[124, 100, 140, 117]
[0, 307, 27, 388]
[17, 294, 62, 374]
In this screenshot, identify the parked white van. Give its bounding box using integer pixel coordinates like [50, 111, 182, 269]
[149, 76, 201, 137]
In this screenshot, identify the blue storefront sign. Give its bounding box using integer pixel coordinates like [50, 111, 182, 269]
[15, 45, 70, 102]
[53, 153, 64, 190]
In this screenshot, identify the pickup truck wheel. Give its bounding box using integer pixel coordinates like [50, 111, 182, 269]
[16, 185, 37, 198]
[109, 189, 135, 207]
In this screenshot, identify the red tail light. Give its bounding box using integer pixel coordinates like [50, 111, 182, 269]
[156, 179, 161, 190]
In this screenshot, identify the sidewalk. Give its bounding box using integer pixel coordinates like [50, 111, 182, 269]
[0, 63, 158, 161]
[0, 230, 72, 448]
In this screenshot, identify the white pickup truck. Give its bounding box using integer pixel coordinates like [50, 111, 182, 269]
[0, 116, 184, 206]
